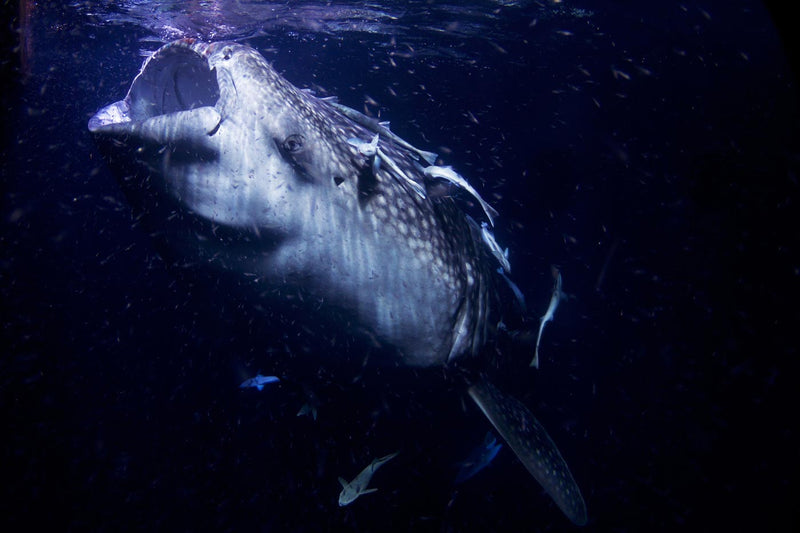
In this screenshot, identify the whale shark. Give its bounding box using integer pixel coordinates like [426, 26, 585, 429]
[88, 39, 587, 525]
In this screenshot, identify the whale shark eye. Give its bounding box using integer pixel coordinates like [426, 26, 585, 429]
[282, 134, 305, 154]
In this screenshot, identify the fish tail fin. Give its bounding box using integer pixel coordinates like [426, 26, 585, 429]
[381, 451, 400, 461]
[530, 346, 540, 368]
[373, 451, 399, 469]
[468, 379, 587, 526]
[419, 149, 438, 165]
[532, 317, 546, 367]
[487, 203, 500, 221]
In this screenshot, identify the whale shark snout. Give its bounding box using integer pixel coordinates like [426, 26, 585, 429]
[89, 39, 587, 525]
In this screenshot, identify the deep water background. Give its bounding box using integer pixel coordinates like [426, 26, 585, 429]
[2, 1, 798, 531]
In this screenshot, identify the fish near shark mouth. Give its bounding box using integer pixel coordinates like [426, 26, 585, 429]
[88, 39, 229, 140]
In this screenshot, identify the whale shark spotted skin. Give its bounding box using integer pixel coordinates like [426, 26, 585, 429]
[88, 39, 587, 525]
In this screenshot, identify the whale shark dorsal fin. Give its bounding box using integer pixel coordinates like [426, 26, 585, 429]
[468, 379, 588, 526]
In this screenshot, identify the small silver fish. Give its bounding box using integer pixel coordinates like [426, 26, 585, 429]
[347, 134, 426, 198]
[376, 146, 427, 199]
[329, 100, 438, 164]
[347, 134, 382, 175]
[338, 451, 399, 506]
[532, 269, 564, 368]
[480, 222, 511, 272]
[347, 133, 379, 157]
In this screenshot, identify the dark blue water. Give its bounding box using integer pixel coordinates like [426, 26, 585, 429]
[2, 1, 798, 531]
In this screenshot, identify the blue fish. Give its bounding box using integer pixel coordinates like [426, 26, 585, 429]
[239, 374, 279, 391]
[455, 431, 502, 484]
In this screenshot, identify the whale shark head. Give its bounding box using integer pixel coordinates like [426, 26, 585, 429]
[89, 39, 493, 367]
[89, 39, 343, 237]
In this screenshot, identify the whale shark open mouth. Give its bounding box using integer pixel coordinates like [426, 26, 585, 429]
[88, 40, 224, 137]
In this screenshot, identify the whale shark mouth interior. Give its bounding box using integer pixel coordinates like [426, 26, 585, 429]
[88, 45, 220, 132]
[128, 46, 220, 121]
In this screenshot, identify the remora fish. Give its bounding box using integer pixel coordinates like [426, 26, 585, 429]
[422, 165, 499, 227]
[88, 39, 587, 526]
[328, 100, 438, 165]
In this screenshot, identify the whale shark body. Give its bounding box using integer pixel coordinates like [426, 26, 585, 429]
[88, 39, 587, 525]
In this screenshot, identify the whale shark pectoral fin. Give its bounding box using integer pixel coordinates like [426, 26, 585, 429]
[338, 477, 349, 489]
[468, 379, 588, 526]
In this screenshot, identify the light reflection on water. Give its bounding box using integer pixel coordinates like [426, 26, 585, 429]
[69, 0, 595, 61]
